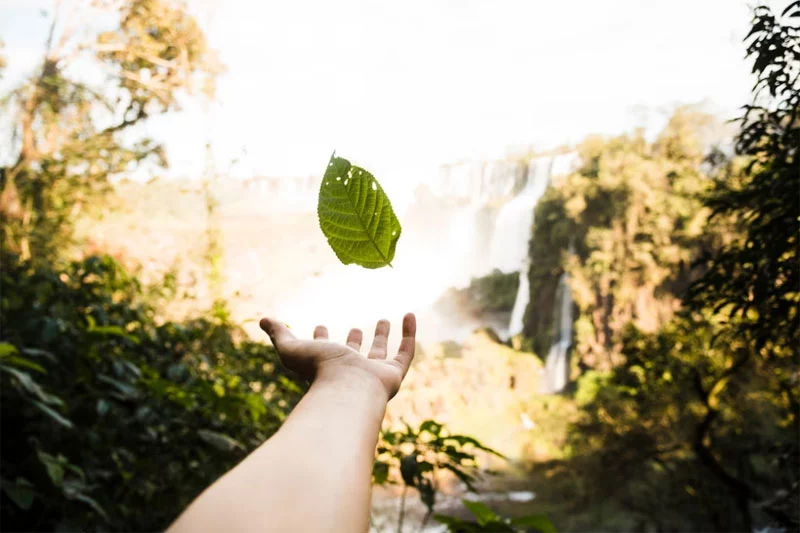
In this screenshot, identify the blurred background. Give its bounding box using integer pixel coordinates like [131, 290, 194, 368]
[1, 1, 797, 532]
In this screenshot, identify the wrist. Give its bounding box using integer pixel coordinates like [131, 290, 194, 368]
[314, 360, 391, 405]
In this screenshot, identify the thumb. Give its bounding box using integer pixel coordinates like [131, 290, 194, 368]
[259, 318, 297, 351]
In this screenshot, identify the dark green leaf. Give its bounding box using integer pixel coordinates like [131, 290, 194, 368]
[420, 420, 443, 436]
[32, 401, 73, 428]
[97, 374, 141, 400]
[419, 478, 436, 512]
[373, 460, 390, 485]
[197, 429, 244, 452]
[1, 366, 64, 405]
[400, 454, 419, 487]
[3, 478, 35, 510]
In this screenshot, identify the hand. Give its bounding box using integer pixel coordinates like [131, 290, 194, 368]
[259, 313, 417, 400]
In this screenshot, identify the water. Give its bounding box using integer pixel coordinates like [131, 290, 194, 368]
[505, 152, 578, 338]
[540, 271, 573, 394]
[507, 267, 530, 337]
[488, 157, 552, 273]
[438, 153, 577, 393]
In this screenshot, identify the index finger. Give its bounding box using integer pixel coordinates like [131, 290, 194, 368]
[393, 313, 416, 376]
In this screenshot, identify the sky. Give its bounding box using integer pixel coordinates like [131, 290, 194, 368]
[1, 0, 767, 188]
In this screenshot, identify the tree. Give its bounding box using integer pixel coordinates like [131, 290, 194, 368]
[686, 1, 799, 527]
[0, 252, 306, 531]
[0, 0, 221, 262]
[523, 108, 716, 370]
[557, 3, 799, 530]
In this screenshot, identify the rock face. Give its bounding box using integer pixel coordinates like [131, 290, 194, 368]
[386, 329, 544, 460]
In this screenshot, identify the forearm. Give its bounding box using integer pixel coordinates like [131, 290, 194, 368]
[169, 368, 388, 533]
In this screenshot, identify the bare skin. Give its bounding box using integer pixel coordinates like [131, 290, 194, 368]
[168, 313, 417, 533]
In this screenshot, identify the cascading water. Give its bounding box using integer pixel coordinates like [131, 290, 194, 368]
[507, 268, 530, 337]
[439, 160, 525, 285]
[504, 153, 578, 337]
[540, 271, 573, 394]
[503, 152, 578, 392]
[488, 157, 553, 273]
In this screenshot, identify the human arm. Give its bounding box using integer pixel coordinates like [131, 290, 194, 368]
[167, 313, 417, 533]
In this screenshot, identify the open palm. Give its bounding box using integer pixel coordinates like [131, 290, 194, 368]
[259, 313, 417, 399]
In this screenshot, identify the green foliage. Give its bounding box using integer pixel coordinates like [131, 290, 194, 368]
[435, 499, 556, 533]
[0, 252, 304, 531]
[0, 0, 220, 262]
[690, 0, 798, 384]
[372, 419, 503, 529]
[542, 4, 799, 531]
[317, 153, 402, 268]
[524, 109, 715, 369]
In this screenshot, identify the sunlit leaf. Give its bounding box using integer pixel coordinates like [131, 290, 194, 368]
[0, 342, 18, 357]
[1, 355, 46, 374]
[317, 153, 402, 269]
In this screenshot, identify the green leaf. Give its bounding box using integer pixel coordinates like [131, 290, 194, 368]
[32, 401, 74, 429]
[2, 355, 46, 374]
[71, 492, 109, 522]
[86, 316, 140, 344]
[400, 454, 419, 487]
[3, 478, 34, 510]
[510, 514, 557, 533]
[420, 420, 444, 436]
[372, 460, 390, 485]
[197, 429, 244, 452]
[97, 374, 141, 400]
[0, 342, 18, 357]
[96, 398, 112, 416]
[419, 478, 436, 512]
[317, 153, 402, 269]
[462, 499, 499, 526]
[38, 451, 65, 487]
[1, 366, 64, 406]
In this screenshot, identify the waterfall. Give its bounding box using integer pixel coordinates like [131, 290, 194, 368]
[507, 266, 530, 336]
[431, 152, 577, 347]
[506, 152, 579, 336]
[437, 160, 524, 286]
[488, 157, 553, 273]
[540, 271, 573, 394]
